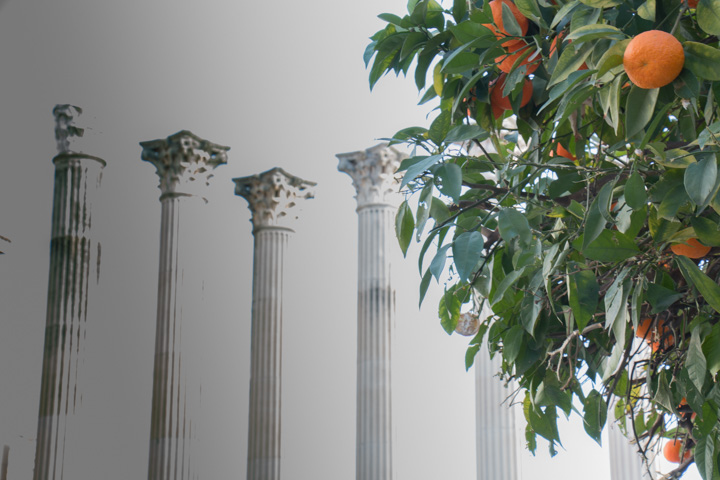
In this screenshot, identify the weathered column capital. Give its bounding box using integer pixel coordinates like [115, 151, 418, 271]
[53, 104, 106, 166]
[140, 130, 229, 200]
[234, 167, 315, 232]
[336, 143, 406, 209]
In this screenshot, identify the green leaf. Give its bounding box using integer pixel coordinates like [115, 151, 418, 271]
[637, 0, 656, 20]
[445, 124, 490, 143]
[578, 0, 621, 7]
[624, 172, 647, 210]
[702, 322, 720, 376]
[595, 39, 630, 78]
[429, 110, 451, 145]
[567, 265, 599, 331]
[498, 208, 533, 247]
[429, 243, 451, 281]
[575, 230, 641, 262]
[683, 42, 720, 80]
[436, 163, 462, 203]
[676, 255, 720, 313]
[452, 231, 485, 282]
[439, 289, 461, 334]
[501, 2, 523, 37]
[582, 198, 606, 250]
[548, 42, 594, 87]
[694, 435, 715, 480]
[657, 184, 690, 221]
[465, 344, 481, 370]
[514, 0, 543, 24]
[419, 269, 432, 307]
[692, 216, 720, 246]
[503, 325, 525, 363]
[582, 390, 607, 444]
[566, 24, 625, 45]
[685, 154, 718, 207]
[646, 283, 683, 314]
[697, 0, 720, 36]
[688, 327, 708, 392]
[399, 155, 444, 187]
[625, 86, 659, 139]
[396, 200, 415, 256]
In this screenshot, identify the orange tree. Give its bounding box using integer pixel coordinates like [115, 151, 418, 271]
[367, 0, 720, 477]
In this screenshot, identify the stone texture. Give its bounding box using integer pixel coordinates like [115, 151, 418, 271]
[142, 131, 228, 480]
[337, 143, 405, 480]
[475, 305, 521, 480]
[33, 105, 105, 480]
[234, 168, 315, 480]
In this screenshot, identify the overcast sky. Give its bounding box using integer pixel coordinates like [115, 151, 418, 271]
[0, 0, 700, 479]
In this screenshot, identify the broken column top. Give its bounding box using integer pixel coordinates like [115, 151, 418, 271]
[233, 167, 315, 232]
[53, 104, 106, 164]
[140, 130, 229, 200]
[336, 143, 406, 208]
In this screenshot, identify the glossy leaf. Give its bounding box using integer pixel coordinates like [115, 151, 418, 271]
[676, 255, 720, 314]
[452, 231, 485, 282]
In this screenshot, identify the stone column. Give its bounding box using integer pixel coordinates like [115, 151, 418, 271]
[475, 343, 522, 480]
[141, 130, 229, 480]
[234, 168, 315, 480]
[33, 105, 105, 480]
[337, 143, 405, 480]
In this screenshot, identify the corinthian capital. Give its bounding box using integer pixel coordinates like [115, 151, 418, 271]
[140, 130, 229, 199]
[234, 168, 315, 232]
[336, 143, 406, 208]
[53, 105, 105, 160]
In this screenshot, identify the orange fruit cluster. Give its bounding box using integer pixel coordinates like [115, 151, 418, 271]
[634, 317, 674, 352]
[489, 74, 533, 118]
[623, 30, 685, 89]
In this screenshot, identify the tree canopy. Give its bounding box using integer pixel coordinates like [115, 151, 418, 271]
[366, 0, 720, 477]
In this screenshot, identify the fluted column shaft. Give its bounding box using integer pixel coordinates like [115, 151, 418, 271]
[142, 131, 229, 480]
[356, 203, 395, 480]
[337, 144, 405, 480]
[34, 105, 105, 480]
[234, 168, 315, 480]
[475, 343, 520, 480]
[246, 227, 289, 479]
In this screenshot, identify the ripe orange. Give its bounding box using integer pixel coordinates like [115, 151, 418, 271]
[496, 40, 539, 74]
[623, 30, 685, 89]
[487, 0, 528, 41]
[670, 237, 711, 259]
[634, 317, 654, 341]
[549, 142, 576, 162]
[489, 74, 533, 111]
[688, 0, 698, 7]
[663, 439, 692, 464]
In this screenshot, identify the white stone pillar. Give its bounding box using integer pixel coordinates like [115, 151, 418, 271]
[475, 342, 522, 480]
[337, 143, 405, 480]
[141, 131, 229, 480]
[33, 105, 105, 480]
[609, 344, 655, 480]
[234, 168, 315, 480]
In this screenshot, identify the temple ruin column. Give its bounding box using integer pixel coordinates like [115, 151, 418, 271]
[33, 105, 105, 480]
[475, 344, 522, 479]
[141, 131, 229, 480]
[234, 168, 315, 480]
[337, 143, 405, 480]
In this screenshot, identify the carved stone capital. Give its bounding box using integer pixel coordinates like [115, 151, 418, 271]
[234, 168, 315, 232]
[53, 104, 104, 159]
[140, 130, 229, 199]
[336, 143, 406, 208]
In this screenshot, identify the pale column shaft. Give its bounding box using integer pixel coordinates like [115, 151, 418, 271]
[475, 342, 521, 480]
[246, 227, 288, 479]
[234, 168, 315, 480]
[337, 144, 405, 480]
[34, 105, 105, 480]
[356, 204, 395, 480]
[142, 131, 229, 480]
